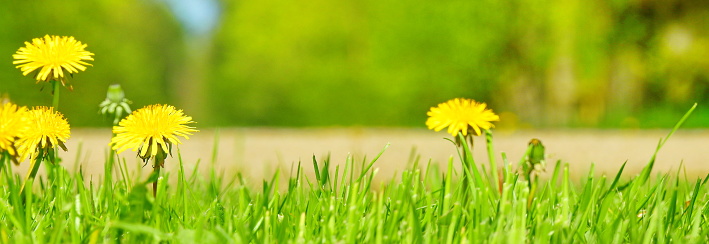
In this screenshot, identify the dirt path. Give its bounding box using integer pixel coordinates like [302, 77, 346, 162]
[13, 128, 709, 184]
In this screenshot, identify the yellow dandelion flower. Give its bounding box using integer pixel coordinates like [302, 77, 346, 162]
[0, 103, 30, 159]
[15, 107, 71, 161]
[426, 98, 500, 137]
[13, 35, 94, 85]
[111, 104, 197, 161]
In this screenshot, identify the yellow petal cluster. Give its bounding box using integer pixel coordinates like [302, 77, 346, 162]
[111, 104, 197, 160]
[15, 107, 71, 161]
[13, 35, 94, 84]
[0, 103, 30, 158]
[426, 98, 500, 137]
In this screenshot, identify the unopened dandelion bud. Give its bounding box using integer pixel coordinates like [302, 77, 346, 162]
[522, 138, 546, 178]
[99, 84, 132, 125]
[106, 84, 126, 103]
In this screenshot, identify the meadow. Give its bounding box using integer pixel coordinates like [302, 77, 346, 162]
[2, 112, 709, 243]
[2, 35, 709, 244]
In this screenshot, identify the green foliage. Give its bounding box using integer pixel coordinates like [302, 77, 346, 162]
[0, 104, 706, 242]
[3, 0, 709, 127]
[207, 0, 709, 127]
[208, 0, 505, 126]
[1, 139, 709, 242]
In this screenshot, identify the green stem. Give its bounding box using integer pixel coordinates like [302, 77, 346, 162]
[460, 145, 469, 190]
[0, 152, 6, 176]
[106, 134, 116, 209]
[519, 144, 534, 185]
[457, 134, 470, 190]
[107, 149, 114, 181]
[106, 118, 120, 207]
[20, 155, 43, 196]
[485, 129, 499, 194]
[52, 80, 60, 109]
[51, 80, 60, 165]
[527, 176, 538, 208]
[2, 153, 13, 187]
[458, 133, 483, 192]
[153, 156, 164, 197]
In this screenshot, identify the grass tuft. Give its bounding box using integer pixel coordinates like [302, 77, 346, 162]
[0, 106, 707, 243]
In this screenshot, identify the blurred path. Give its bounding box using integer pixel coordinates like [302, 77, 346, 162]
[14, 128, 709, 185]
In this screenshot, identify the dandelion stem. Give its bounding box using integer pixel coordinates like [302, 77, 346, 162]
[0, 153, 7, 179]
[153, 156, 164, 197]
[484, 130, 500, 195]
[51, 80, 60, 166]
[20, 155, 43, 195]
[51, 80, 60, 109]
[106, 132, 116, 208]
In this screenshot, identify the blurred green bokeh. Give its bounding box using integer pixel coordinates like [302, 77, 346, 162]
[1, 0, 708, 128]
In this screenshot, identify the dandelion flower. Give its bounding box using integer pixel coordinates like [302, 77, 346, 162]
[13, 35, 94, 86]
[111, 104, 197, 161]
[426, 98, 499, 137]
[15, 107, 71, 161]
[0, 103, 30, 159]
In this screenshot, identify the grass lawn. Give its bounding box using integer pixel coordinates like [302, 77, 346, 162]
[1, 105, 707, 243]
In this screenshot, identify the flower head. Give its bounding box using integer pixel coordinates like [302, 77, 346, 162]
[426, 98, 499, 137]
[0, 103, 30, 161]
[99, 84, 132, 125]
[13, 35, 94, 88]
[15, 107, 71, 161]
[111, 104, 197, 161]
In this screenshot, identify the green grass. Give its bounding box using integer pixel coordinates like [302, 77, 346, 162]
[1, 108, 709, 243]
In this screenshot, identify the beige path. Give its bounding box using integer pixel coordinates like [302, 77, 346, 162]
[12, 128, 709, 185]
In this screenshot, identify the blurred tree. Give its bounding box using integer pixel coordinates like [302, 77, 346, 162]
[209, 0, 507, 126]
[207, 0, 709, 128]
[2, 0, 709, 128]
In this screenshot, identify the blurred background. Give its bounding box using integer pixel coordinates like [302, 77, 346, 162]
[1, 0, 709, 129]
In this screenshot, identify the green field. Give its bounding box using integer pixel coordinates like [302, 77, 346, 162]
[3, 4, 709, 241]
[2, 110, 708, 243]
